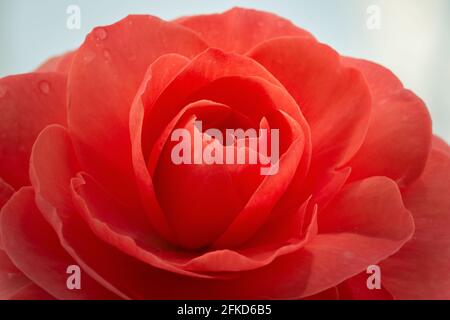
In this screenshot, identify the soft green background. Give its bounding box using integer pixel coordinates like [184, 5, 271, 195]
[0, 0, 449, 140]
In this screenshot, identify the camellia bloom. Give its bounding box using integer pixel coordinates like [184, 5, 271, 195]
[0, 8, 449, 300]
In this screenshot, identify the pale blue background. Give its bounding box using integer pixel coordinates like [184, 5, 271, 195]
[0, 0, 449, 140]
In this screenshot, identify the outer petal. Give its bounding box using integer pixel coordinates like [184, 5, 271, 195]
[380, 149, 450, 299]
[7, 283, 54, 300]
[0, 178, 13, 209]
[176, 7, 314, 54]
[68, 15, 207, 204]
[36, 51, 75, 74]
[432, 135, 450, 156]
[249, 37, 371, 167]
[0, 178, 14, 249]
[344, 58, 432, 186]
[0, 249, 30, 300]
[335, 272, 393, 300]
[0, 187, 118, 299]
[0, 73, 67, 188]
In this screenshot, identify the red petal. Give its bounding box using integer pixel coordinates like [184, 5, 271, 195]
[183, 206, 318, 273]
[72, 135, 315, 274]
[36, 51, 75, 74]
[0, 178, 13, 209]
[143, 48, 304, 147]
[176, 7, 314, 54]
[140, 48, 312, 244]
[344, 58, 432, 186]
[71, 169, 319, 274]
[67, 15, 207, 205]
[336, 272, 393, 300]
[0, 178, 14, 249]
[71, 172, 215, 277]
[130, 53, 190, 242]
[153, 107, 244, 249]
[8, 283, 55, 300]
[29, 125, 220, 298]
[0, 249, 30, 300]
[264, 177, 413, 298]
[0, 187, 118, 299]
[213, 111, 305, 248]
[432, 135, 450, 156]
[303, 287, 339, 300]
[30, 125, 312, 276]
[174, 194, 411, 299]
[249, 37, 371, 167]
[0, 73, 67, 188]
[380, 149, 450, 299]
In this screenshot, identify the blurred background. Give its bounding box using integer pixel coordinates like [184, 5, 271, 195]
[0, 0, 449, 140]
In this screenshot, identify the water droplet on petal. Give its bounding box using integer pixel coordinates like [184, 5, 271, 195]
[39, 81, 50, 94]
[0, 85, 7, 98]
[94, 27, 108, 41]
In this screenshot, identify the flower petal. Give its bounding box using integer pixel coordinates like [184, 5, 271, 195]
[0, 187, 118, 299]
[0, 73, 67, 188]
[249, 37, 371, 167]
[130, 53, 191, 242]
[68, 15, 207, 204]
[0, 249, 30, 300]
[0, 178, 14, 249]
[380, 149, 450, 299]
[7, 283, 55, 300]
[432, 135, 450, 156]
[335, 272, 393, 300]
[71, 171, 317, 274]
[343, 58, 432, 186]
[71, 172, 216, 277]
[30, 125, 218, 299]
[176, 7, 313, 54]
[36, 51, 75, 74]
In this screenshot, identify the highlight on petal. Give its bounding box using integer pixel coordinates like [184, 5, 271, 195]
[0, 73, 67, 189]
[344, 58, 432, 186]
[176, 7, 314, 54]
[380, 149, 450, 299]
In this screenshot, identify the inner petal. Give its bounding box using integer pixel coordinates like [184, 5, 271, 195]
[152, 108, 267, 250]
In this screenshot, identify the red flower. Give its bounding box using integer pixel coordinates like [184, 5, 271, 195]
[0, 8, 449, 300]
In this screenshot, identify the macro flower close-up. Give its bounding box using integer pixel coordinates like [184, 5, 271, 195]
[0, 4, 449, 301]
